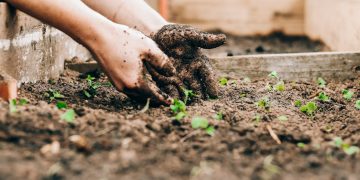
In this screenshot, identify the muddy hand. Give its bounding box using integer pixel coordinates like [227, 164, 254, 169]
[90, 24, 177, 105]
[152, 24, 226, 99]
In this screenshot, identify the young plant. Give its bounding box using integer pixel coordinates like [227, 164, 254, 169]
[214, 112, 224, 120]
[61, 109, 76, 123]
[318, 92, 330, 102]
[170, 99, 187, 121]
[331, 137, 360, 156]
[277, 115, 288, 122]
[342, 89, 354, 101]
[300, 102, 318, 116]
[9, 98, 28, 113]
[317, 77, 326, 88]
[294, 100, 302, 107]
[355, 100, 360, 110]
[174, 112, 186, 121]
[56, 101, 68, 109]
[268, 71, 279, 79]
[183, 88, 196, 105]
[297, 142, 306, 148]
[273, 81, 285, 91]
[46, 89, 65, 101]
[257, 97, 270, 110]
[219, 77, 228, 86]
[191, 117, 215, 136]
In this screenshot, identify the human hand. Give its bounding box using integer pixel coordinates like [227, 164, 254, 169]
[89, 24, 178, 105]
[151, 24, 226, 100]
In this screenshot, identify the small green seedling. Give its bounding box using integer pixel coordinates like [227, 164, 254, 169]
[277, 115, 288, 122]
[61, 109, 76, 123]
[174, 112, 186, 121]
[219, 77, 228, 86]
[300, 102, 318, 116]
[273, 81, 285, 91]
[205, 126, 216, 136]
[191, 117, 209, 129]
[183, 88, 196, 105]
[47, 89, 65, 101]
[9, 98, 28, 113]
[263, 155, 280, 175]
[268, 71, 279, 79]
[56, 101, 68, 109]
[214, 112, 223, 120]
[355, 100, 360, 110]
[240, 93, 247, 98]
[331, 137, 360, 156]
[253, 114, 262, 124]
[317, 77, 326, 88]
[297, 142, 306, 148]
[294, 100, 302, 107]
[342, 89, 354, 101]
[83, 75, 112, 98]
[170, 99, 186, 113]
[191, 117, 215, 136]
[257, 97, 270, 110]
[318, 92, 330, 102]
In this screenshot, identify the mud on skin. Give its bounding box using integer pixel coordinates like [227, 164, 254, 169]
[151, 24, 226, 100]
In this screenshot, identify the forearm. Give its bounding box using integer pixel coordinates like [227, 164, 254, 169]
[82, 0, 168, 36]
[4, 0, 113, 50]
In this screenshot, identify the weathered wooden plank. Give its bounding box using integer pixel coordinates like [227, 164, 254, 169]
[212, 52, 360, 81]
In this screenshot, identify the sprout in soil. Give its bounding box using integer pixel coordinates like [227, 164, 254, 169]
[257, 97, 270, 110]
[191, 117, 215, 136]
[331, 137, 360, 156]
[268, 71, 279, 79]
[46, 89, 65, 101]
[274, 81, 285, 92]
[318, 92, 330, 102]
[170, 99, 187, 121]
[182, 88, 196, 105]
[174, 112, 186, 121]
[9, 98, 28, 113]
[83, 75, 112, 98]
[294, 100, 302, 107]
[214, 112, 224, 120]
[317, 77, 326, 88]
[342, 89, 354, 101]
[56, 101, 68, 109]
[219, 77, 228, 86]
[253, 114, 262, 124]
[61, 109, 76, 123]
[300, 102, 318, 116]
[297, 142, 306, 148]
[355, 100, 360, 110]
[277, 115, 288, 122]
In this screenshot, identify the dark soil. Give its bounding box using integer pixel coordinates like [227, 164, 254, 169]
[204, 32, 329, 57]
[1, 36, 359, 180]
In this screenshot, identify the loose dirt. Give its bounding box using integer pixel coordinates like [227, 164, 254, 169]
[0, 35, 359, 180]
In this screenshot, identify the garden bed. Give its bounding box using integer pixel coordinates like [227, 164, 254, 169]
[0, 35, 359, 180]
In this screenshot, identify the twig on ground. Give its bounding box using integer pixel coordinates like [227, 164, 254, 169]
[266, 125, 282, 145]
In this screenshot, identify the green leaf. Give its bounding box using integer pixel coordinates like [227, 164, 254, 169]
[214, 112, 223, 120]
[342, 89, 354, 101]
[343, 146, 360, 155]
[191, 117, 209, 129]
[61, 109, 76, 123]
[170, 99, 186, 113]
[268, 71, 279, 79]
[219, 77, 228, 86]
[355, 100, 360, 110]
[300, 102, 317, 116]
[56, 101, 68, 109]
[317, 77, 326, 88]
[205, 126, 216, 136]
[274, 81, 285, 91]
[294, 100, 302, 107]
[297, 142, 305, 148]
[318, 92, 330, 102]
[332, 137, 343, 148]
[18, 99, 28, 105]
[277, 115, 288, 122]
[174, 112, 186, 121]
[9, 99, 17, 113]
[182, 88, 196, 104]
[83, 90, 92, 98]
[257, 97, 270, 110]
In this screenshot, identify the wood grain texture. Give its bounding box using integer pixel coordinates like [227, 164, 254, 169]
[212, 52, 360, 81]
